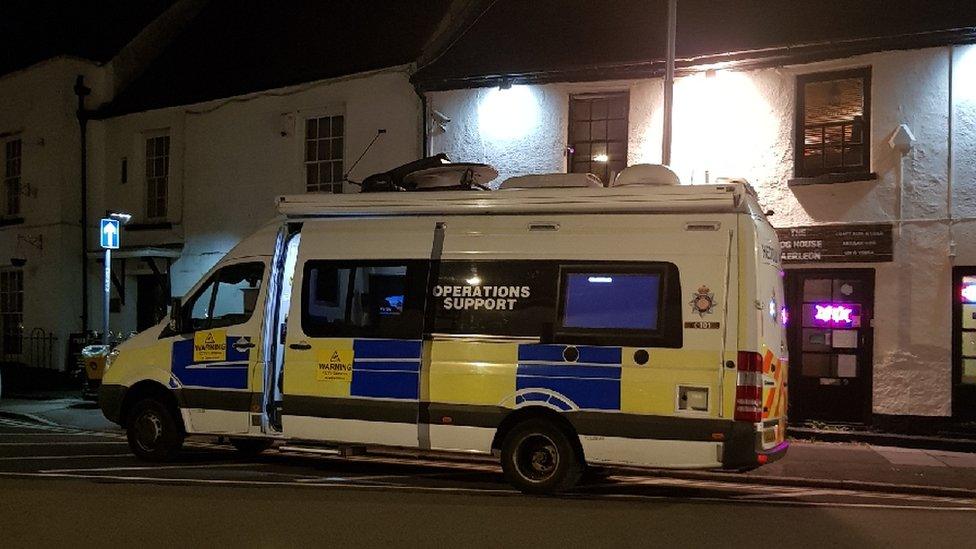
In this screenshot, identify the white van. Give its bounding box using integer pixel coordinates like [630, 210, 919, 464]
[100, 169, 788, 494]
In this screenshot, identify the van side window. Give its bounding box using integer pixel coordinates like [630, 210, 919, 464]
[554, 263, 683, 348]
[184, 262, 265, 332]
[301, 260, 427, 339]
[432, 260, 558, 337]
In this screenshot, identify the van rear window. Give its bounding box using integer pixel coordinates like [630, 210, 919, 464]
[554, 263, 681, 348]
[562, 273, 660, 330]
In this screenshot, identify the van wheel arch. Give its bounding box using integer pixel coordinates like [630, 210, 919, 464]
[492, 406, 585, 463]
[120, 379, 185, 433]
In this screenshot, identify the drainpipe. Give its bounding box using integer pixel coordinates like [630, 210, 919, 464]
[661, 0, 677, 166]
[74, 76, 91, 333]
[947, 45, 956, 261]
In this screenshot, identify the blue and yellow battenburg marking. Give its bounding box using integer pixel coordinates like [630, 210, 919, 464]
[515, 344, 623, 411]
[348, 339, 421, 399]
[172, 330, 251, 389]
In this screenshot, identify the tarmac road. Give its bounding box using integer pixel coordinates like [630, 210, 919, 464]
[0, 417, 974, 548]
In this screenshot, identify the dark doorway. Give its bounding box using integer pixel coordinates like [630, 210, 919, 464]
[136, 275, 168, 332]
[785, 269, 874, 423]
[952, 266, 976, 420]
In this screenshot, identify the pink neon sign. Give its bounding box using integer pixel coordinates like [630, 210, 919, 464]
[814, 304, 854, 325]
[962, 284, 976, 303]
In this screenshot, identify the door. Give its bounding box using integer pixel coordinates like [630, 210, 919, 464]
[786, 269, 874, 423]
[279, 218, 435, 447]
[172, 261, 266, 433]
[953, 267, 976, 419]
[136, 275, 168, 331]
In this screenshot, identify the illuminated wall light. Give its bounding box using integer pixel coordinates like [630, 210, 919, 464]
[588, 276, 613, 283]
[477, 85, 540, 141]
[962, 284, 976, 303]
[814, 304, 854, 325]
[593, 154, 609, 163]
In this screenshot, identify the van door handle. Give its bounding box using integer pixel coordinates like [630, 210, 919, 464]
[289, 342, 312, 351]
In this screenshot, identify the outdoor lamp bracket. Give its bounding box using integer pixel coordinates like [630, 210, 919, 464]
[17, 233, 42, 250]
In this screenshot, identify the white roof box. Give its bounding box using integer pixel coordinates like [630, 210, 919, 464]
[611, 164, 680, 187]
[499, 173, 603, 190]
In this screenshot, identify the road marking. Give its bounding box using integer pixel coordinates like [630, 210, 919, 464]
[734, 488, 842, 500]
[0, 470, 972, 512]
[0, 453, 131, 461]
[40, 462, 264, 474]
[0, 441, 127, 446]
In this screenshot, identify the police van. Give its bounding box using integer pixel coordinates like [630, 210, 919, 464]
[100, 163, 788, 494]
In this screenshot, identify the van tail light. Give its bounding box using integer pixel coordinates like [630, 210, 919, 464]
[735, 351, 763, 423]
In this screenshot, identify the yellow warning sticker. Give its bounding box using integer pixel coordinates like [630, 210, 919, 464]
[193, 329, 227, 362]
[316, 349, 354, 382]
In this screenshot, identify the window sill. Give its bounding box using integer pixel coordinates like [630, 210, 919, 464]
[0, 217, 25, 227]
[126, 221, 173, 231]
[788, 172, 878, 187]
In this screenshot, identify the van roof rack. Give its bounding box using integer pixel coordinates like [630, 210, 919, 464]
[277, 182, 754, 218]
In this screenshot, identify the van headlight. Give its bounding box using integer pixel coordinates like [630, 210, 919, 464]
[104, 348, 121, 372]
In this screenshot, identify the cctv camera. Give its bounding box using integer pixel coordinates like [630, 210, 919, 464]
[431, 110, 451, 124]
[10, 257, 26, 267]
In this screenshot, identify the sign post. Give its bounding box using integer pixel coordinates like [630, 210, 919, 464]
[100, 218, 120, 344]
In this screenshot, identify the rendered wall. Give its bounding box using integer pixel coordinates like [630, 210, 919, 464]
[428, 46, 976, 417]
[91, 67, 422, 333]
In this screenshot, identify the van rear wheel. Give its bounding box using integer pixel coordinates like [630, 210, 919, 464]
[501, 418, 582, 494]
[126, 398, 184, 462]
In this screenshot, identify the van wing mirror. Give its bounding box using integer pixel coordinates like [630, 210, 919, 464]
[169, 297, 184, 333]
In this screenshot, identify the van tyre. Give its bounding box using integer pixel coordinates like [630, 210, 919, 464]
[230, 438, 274, 456]
[501, 419, 583, 494]
[126, 398, 184, 462]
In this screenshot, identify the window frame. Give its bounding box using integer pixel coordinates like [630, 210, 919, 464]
[0, 269, 24, 355]
[793, 67, 872, 181]
[300, 259, 428, 339]
[553, 262, 683, 348]
[303, 113, 345, 194]
[180, 261, 265, 333]
[3, 137, 22, 217]
[144, 133, 170, 220]
[567, 91, 630, 185]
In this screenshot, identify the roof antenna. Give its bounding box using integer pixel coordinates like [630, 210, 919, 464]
[344, 129, 387, 185]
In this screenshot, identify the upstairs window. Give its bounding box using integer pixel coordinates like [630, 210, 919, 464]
[568, 92, 629, 185]
[4, 138, 22, 217]
[795, 68, 871, 180]
[305, 115, 344, 193]
[145, 134, 170, 219]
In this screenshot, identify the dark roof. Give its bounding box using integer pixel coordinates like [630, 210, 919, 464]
[0, 0, 175, 77]
[100, 0, 451, 117]
[413, 0, 976, 90]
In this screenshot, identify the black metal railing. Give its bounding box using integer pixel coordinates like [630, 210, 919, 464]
[0, 328, 58, 369]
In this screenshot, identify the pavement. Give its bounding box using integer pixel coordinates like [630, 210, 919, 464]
[0, 417, 974, 548]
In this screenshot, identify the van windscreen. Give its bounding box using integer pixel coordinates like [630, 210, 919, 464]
[562, 273, 660, 330]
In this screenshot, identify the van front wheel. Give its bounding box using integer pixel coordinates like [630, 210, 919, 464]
[501, 419, 582, 494]
[126, 399, 184, 462]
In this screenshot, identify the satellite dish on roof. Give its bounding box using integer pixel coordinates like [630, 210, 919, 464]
[611, 164, 680, 187]
[499, 173, 603, 190]
[402, 163, 498, 190]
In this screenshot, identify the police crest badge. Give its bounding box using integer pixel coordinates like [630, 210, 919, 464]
[690, 285, 715, 316]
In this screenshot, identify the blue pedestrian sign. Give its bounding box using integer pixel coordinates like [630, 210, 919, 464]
[100, 218, 120, 249]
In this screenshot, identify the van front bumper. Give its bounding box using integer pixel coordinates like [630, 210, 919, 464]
[99, 384, 127, 426]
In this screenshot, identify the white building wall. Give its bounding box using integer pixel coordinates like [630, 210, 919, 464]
[0, 58, 110, 370]
[428, 45, 976, 417]
[91, 67, 421, 332]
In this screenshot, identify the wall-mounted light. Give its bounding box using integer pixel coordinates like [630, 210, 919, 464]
[107, 211, 132, 225]
[477, 85, 539, 141]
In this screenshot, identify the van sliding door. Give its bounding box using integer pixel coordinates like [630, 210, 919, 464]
[279, 218, 435, 447]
